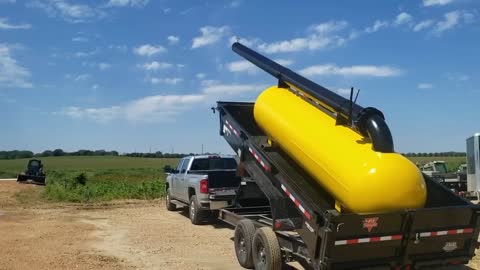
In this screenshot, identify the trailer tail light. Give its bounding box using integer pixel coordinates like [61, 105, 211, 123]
[200, 179, 208, 194]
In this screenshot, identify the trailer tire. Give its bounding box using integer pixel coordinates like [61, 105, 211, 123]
[165, 188, 176, 211]
[189, 195, 203, 225]
[252, 227, 282, 270]
[234, 220, 256, 269]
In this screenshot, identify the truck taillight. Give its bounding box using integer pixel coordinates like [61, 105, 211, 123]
[200, 179, 208, 194]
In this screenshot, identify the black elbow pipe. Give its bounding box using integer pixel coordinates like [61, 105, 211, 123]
[356, 108, 394, 153]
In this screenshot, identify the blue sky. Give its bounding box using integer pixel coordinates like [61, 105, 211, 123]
[0, 0, 479, 154]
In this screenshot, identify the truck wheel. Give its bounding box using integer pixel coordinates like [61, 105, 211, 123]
[252, 227, 282, 270]
[189, 195, 203, 225]
[165, 189, 176, 211]
[234, 220, 256, 269]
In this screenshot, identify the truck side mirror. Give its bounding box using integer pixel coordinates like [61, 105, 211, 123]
[164, 165, 173, 173]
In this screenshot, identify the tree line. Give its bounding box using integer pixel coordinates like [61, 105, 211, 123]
[0, 149, 215, 160]
[403, 152, 466, 157]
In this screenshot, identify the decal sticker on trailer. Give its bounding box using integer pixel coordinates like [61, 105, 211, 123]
[443, 242, 458, 252]
[363, 217, 379, 232]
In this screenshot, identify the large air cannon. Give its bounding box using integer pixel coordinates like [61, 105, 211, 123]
[232, 42, 426, 213]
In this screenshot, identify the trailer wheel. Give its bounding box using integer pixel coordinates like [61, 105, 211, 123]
[234, 219, 256, 269]
[165, 188, 176, 211]
[252, 227, 282, 270]
[189, 195, 203, 225]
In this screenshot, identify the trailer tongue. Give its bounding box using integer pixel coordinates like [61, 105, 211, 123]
[214, 43, 480, 270]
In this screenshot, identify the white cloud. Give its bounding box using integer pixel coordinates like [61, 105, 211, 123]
[74, 74, 90, 81]
[200, 79, 219, 86]
[432, 10, 472, 33]
[0, 18, 31, 30]
[227, 59, 293, 74]
[167, 35, 179, 45]
[202, 83, 266, 95]
[413, 20, 435, 32]
[27, 0, 105, 23]
[74, 49, 97, 57]
[258, 20, 351, 53]
[98, 62, 111, 70]
[394, 12, 413, 25]
[418, 83, 433, 89]
[196, 73, 206, 79]
[365, 20, 389, 33]
[92, 84, 99, 90]
[230, 0, 242, 8]
[72, 36, 88, 42]
[309, 20, 348, 33]
[447, 73, 470, 81]
[0, 0, 16, 3]
[150, 77, 183, 85]
[133, 44, 166, 56]
[140, 61, 172, 71]
[0, 44, 32, 88]
[192, 26, 230, 49]
[108, 44, 128, 52]
[227, 60, 255, 73]
[423, 0, 455, 6]
[59, 81, 269, 122]
[300, 64, 402, 77]
[125, 94, 205, 121]
[106, 0, 149, 8]
[62, 106, 121, 122]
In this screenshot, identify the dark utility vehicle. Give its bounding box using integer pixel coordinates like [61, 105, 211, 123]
[16, 159, 46, 185]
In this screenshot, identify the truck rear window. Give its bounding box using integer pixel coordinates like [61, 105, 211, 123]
[190, 158, 237, 170]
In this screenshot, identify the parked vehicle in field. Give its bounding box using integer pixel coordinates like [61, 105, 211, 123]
[16, 159, 46, 185]
[165, 155, 241, 224]
[420, 160, 447, 181]
[213, 42, 480, 270]
[421, 161, 467, 195]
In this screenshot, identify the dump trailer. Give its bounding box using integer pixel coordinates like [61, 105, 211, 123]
[214, 42, 480, 270]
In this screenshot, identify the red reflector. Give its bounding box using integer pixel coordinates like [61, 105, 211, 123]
[464, 228, 474, 233]
[392, 235, 403, 241]
[274, 220, 282, 229]
[200, 179, 208, 194]
[449, 260, 463, 265]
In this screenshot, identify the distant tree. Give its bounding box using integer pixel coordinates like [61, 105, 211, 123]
[52, 149, 65, 156]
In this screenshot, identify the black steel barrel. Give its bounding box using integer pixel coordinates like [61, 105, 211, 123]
[231, 42, 394, 153]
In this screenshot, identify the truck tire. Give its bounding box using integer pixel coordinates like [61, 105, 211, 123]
[252, 227, 282, 270]
[165, 188, 176, 211]
[189, 195, 203, 225]
[234, 220, 256, 269]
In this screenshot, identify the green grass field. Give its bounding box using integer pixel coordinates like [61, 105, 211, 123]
[0, 156, 179, 179]
[0, 156, 179, 203]
[0, 155, 466, 203]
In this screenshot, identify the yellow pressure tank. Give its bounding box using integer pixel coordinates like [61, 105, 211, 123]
[254, 86, 427, 214]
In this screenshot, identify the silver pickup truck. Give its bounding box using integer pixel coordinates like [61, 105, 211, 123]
[165, 155, 241, 224]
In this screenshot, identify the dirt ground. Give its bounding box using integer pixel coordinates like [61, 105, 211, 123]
[0, 181, 240, 270]
[0, 181, 479, 270]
